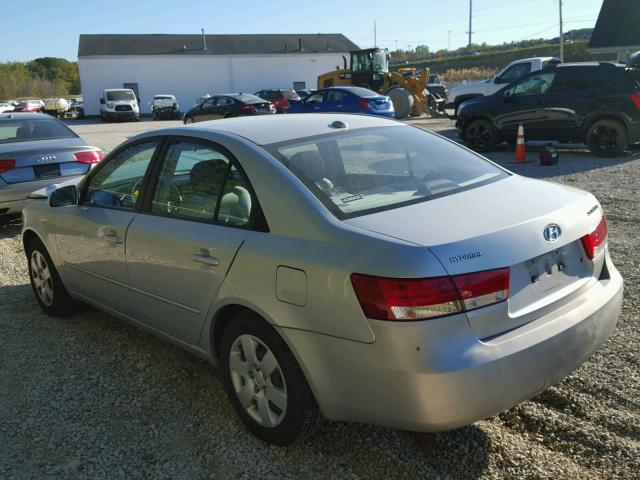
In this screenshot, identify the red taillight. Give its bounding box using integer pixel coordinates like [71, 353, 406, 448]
[0, 159, 16, 173]
[630, 92, 640, 110]
[581, 215, 608, 260]
[452, 268, 510, 311]
[74, 150, 104, 164]
[350, 267, 510, 321]
[241, 105, 256, 111]
[358, 99, 370, 109]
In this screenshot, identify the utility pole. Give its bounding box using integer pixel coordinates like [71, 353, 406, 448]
[558, 0, 564, 61]
[467, 0, 473, 49]
[448, 30, 451, 51]
[374, 21, 377, 47]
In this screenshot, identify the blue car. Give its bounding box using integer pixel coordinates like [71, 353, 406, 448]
[288, 86, 395, 118]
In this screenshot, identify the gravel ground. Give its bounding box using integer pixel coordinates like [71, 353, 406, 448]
[0, 118, 638, 479]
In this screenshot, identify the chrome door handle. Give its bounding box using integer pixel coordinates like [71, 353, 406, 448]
[192, 251, 219, 266]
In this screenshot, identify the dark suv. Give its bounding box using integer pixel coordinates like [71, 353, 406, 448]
[457, 62, 640, 156]
[254, 89, 300, 113]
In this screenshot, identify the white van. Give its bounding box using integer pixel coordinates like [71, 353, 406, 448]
[99, 88, 140, 122]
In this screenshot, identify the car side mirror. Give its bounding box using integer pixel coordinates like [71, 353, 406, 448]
[100, 98, 105, 104]
[50, 185, 78, 207]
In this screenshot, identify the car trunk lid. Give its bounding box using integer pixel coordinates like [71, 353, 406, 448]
[345, 175, 605, 338]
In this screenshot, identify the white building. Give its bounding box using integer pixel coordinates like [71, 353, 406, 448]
[78, 33, 358, 116]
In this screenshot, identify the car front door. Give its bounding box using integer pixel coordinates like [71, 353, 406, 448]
[495, 71, 556, 141]
[124, 138, 254, 344]
[54, 139, 160, 316]
[302, 91, 326, 112]
[197, 97, 218, 121]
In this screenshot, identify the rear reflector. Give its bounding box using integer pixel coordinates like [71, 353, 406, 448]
[74, 150, 104, 164]
[0, 159, 16, 173]
[581, 214, 608, 260]
[630, 92, 640, 110]
[351, 267, 510, 321]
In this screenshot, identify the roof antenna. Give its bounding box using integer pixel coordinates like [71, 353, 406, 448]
[201, 28, 207, 50]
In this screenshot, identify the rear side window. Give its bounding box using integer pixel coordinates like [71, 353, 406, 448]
[268, 126, 508, 218]
[325, 90, 347, 102]
[0, 118, 76, 144]
[551, 68, 603, 91]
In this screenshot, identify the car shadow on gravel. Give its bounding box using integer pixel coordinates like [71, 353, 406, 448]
[0, 215, 21, 239]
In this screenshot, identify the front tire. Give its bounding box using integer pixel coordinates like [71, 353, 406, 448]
[220, 311, 318, 446]
[385, 86, 414, 119]
[586, 119, 627, 157]
[26, 237, 80, 316]
[184, 115, 194, 124]
[463, 118, 497, 152]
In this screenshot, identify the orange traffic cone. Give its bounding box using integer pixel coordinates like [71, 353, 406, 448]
[513, 123, 528, 163]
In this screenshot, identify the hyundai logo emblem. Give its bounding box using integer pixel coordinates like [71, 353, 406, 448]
[543, 224, 562, 242]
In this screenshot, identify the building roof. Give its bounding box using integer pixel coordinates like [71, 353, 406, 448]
[588, 0, 640, 53]
[78, 34, 359, 57]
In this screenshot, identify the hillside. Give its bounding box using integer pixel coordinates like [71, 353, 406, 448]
[391, 41, 614, 74]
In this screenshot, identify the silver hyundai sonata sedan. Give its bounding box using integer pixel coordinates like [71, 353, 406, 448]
[21, 114, 623, 445]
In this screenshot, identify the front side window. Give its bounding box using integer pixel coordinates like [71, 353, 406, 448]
[507, 72, 556, 97]
[268, 126, 508, 218]
[499, 63, 532, 83]
[305, 92, 325, 104]
[201, 98, 216, 109]
[83, 141, 159, 210]
[150, 141, 253, 226]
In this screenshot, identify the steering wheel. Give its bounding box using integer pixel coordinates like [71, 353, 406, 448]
[164, 183, 183, 214]
[125, 179, 182, 213]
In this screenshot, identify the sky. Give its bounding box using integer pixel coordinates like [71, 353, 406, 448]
[0, 0, 604, 62]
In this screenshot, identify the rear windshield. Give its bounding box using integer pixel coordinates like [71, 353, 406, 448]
[267, 126, 508, 218]
[234, 94, 265, 103]
[106, 90, 135, 101]
[0, 118, 77, 144]
[154, 95, 174, 100]
[346, 87, 379, 97]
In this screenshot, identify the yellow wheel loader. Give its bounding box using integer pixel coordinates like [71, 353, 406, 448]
[317, 48, 437, 118]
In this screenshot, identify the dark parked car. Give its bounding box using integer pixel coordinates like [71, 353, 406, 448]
[254, 89, 300, 113]
[287, 86, 395, 118]
[184, 94, 276, 124]
[457, 62, 640, 156]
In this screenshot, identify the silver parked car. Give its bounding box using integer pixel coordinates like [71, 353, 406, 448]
[21, 114, 623, 445]
[0, 113, 103, 217]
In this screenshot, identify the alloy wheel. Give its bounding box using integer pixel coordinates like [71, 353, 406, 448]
[229, 334, 288, 428]
[465, 122, 493, 150]
[591, 126, 619, 155]
[30, 250, 54, 306]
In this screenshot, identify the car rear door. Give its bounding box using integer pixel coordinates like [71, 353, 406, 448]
[124, 137, 254, 344]
[53, 139, 160, 317]
[322, 90, 347, 112]
[543, 67, 605, 140]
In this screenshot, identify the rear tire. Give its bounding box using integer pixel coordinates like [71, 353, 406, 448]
[220, 311, 318, 446]
[25, 237, 80, 316]
[586, 119, 627, 157]
[386, 86, 414, 119]
[462, 118, 497, 152]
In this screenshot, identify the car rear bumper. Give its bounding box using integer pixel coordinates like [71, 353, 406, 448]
[280, 255, 622, 431]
